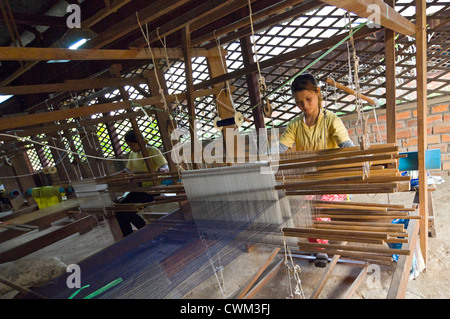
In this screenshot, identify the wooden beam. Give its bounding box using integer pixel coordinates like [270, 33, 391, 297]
[385, 0, 397, 145]
[0, 46, 224, 62]
[1, 111, 142, 137]
[0, 0, 148, 86]
[240, 33, 265, 130]
[182, 25, 199, 167]
[0, 87, 222, 131]
[415, 0, 428, 267]
[144, 70, 178, 172]
[0, 12, 66, 27]
[236, 247, 280, 299]
[110, 64, 155, 174]
[0, 77, 147, 95]
[319, 0, 415, 36]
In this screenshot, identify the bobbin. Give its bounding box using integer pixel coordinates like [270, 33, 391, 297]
[213, 112, 245, 131]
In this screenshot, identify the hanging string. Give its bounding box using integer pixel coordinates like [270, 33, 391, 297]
[346, 13, 370, 178]
[137, 13, 193, 173]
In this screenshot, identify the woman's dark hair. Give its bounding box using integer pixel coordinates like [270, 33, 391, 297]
[290, 73, 322, 107]
[124, 130, 138, 143]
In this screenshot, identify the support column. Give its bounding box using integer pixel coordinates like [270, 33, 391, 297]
[385, 0, 397, 145]
[110, 64, 155, 174]
[183, 25, 201, 168]
[144, 69, 178, 172]
[415, 0, 428, 266]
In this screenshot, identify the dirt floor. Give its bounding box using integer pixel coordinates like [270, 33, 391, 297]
[0, 176, 448, 299]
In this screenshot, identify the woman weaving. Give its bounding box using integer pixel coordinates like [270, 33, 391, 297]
[277, 74, 354, 268]
[115, 129, 169, 238]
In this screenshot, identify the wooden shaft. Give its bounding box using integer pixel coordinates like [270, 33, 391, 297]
[313, 224, 406, 234]
[285, 187, 397, 195]
[315, 214, 422, 220]
[313, 220, 406, 230]
[325, 78, 376, 105]
[297, 245, 394, 262]
[297, 242, 410, 256]
[278, 154, 394, 171]
[314, 209, 408, 216]
[283, 227, 389, 240]
[312, 200, 407, 209]
[283, 232, 385, 244]
[279, 145, 398, 165]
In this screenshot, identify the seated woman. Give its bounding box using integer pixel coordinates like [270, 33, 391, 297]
[277, 74, 354, 267]
[116, 129, 169, 237]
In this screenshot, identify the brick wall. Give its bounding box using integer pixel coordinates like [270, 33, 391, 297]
[340, 96, 450, 176]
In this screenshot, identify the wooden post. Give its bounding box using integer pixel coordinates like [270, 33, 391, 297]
[144, 69, 178, 172]
[415, 0, 428, 266]
[240, 34, 265, 131]
[385, 0, 397, 145]
[110, 64, 155, 174]
[182, 25, 200, 168]
[206, 45, 241, 163]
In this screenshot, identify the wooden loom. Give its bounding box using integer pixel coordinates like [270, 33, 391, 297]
[95, 141, 419, 297]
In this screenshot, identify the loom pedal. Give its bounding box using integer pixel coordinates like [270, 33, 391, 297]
[314, 252, 329, 268]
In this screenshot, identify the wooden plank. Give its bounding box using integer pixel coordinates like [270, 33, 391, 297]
[343, 265, 368, 299]
[415, 0, 428, 266]
[320, 0, 415, 36]
[0, 215, 96, 263]
[0, 46, 224, 62]
[243, 258, 284, 299]
[0, 0, 189, 87]
[240, 33, 265, 130]
[144, 70, 178, 172]
[0, 87, 221, 131]
[183, 25, 199, 167]
[310, 241, 347, 299]
[236, 247, 280, 299]
[0, 77, 147, 95]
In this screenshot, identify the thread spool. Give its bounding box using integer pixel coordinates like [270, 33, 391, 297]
[213, 112, 244, 131]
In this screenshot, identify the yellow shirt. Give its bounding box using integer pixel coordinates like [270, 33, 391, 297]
[126, 146, 168, 173]
[279, 109, 351, 151]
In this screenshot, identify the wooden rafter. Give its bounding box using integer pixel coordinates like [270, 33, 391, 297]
[0, 46, 225, 62]
[0, 87, 222, 131]
[319, 0, 415, 36]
